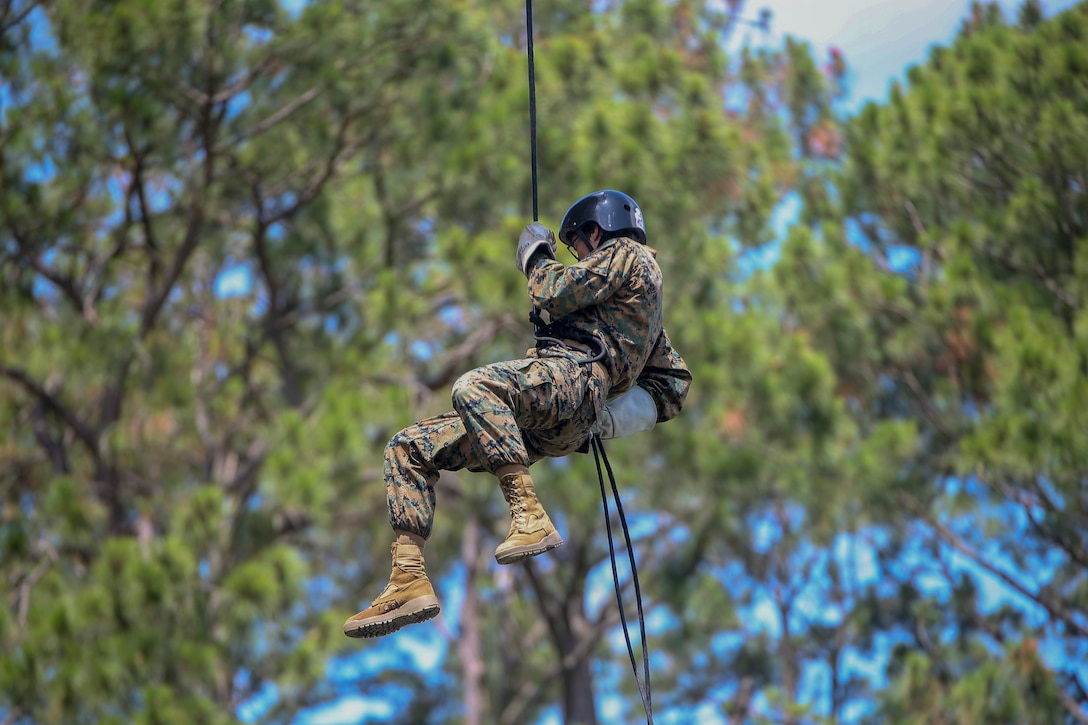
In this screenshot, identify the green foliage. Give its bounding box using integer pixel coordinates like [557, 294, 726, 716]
[795, 2, 1088, 723]
[4, 0, 1086, 723]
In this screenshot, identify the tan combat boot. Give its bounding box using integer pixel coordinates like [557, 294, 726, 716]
[343, 542, 440, 638]
[494, 472, 564, 565]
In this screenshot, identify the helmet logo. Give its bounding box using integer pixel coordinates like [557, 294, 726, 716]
[633, 206, 644, 231]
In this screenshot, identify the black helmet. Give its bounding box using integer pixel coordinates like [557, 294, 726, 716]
[559, 190, 646, 246]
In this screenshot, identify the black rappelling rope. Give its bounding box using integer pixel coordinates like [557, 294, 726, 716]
[525, 0, 539, 222]
[523, 1, 653, 722]
[592, 435, 654, 724]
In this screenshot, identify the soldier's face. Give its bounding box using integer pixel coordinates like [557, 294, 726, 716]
[572, 226, 602, 260]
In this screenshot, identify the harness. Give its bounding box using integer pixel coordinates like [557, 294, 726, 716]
[529, 307, 606, 365]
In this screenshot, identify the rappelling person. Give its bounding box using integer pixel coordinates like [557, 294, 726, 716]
[344, 190, 692, 638]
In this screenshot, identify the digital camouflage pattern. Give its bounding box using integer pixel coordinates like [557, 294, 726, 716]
[385, 235, 692, 539]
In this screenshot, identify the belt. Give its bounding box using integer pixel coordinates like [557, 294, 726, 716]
[560, 338, 593, 355]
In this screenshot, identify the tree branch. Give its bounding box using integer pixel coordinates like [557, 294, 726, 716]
[420, 313, 519, 391]
[977, 469, 1088, 570]
[501, 560, 622, 725]
[262, 117, 364, 225]
[127, 130, 163, 287]
[976, 242, 1078, 309]
[1060, 689, 1088, 725]
[0, 0, 42, 35]
[0, 365, 99, 457]
[908, 495, 1088, 639]
[11, 229, 87, 316]
[899, 366, 955, 439]
[224, 86, 321, 148]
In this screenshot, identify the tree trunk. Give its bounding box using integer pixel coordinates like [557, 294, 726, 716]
[561, 649, 597, 725]
[459, 518, 486, 725]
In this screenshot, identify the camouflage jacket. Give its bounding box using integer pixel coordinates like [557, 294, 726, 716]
[526, 236, 691, 423]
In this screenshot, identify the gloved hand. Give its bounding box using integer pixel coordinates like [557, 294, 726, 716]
[516, 222, 556, 277]
[591, 385, 658, 440]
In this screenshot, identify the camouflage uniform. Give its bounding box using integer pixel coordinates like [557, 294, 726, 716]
[385, 236, 692, 539]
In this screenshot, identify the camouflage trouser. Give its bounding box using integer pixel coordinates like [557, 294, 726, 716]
[385, 351, 608, 539]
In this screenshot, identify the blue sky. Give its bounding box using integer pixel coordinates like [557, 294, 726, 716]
[731, 0, 1082, 274]
[751, 0, 1081, 108]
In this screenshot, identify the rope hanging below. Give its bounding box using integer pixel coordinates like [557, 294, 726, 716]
[593, 436, 654, 724]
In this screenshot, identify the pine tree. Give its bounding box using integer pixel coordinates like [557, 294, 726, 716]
[777, 2, 1088, 722]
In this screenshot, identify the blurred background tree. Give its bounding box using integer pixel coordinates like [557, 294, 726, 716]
[1, 0, 1085, 724]
[774, 0, 1088, 722]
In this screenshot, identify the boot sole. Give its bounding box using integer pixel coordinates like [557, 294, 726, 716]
[343, 595, 441, 638]
[494, 531, 564, 565]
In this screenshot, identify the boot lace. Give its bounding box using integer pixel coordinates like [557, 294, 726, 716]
[503, 480, 529, 529]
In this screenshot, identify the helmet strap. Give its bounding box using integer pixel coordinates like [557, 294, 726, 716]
[573, 226, 598, 259]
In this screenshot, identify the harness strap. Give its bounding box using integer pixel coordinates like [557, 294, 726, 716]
[529, 309, 606, 364]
